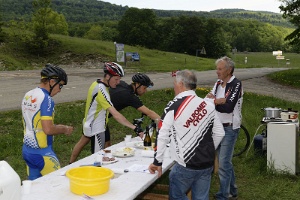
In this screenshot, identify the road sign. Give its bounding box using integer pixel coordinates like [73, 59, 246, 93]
[273, 51, 282, 56]
[276, 55, 285, 60]
[115, 43, 125, 62]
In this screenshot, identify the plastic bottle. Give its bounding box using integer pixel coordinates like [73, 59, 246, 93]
[0, 161, 21, 200]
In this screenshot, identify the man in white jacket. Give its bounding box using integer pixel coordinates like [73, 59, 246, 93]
[149, 70, 225, 200]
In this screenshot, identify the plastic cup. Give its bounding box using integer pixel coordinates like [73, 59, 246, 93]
[125, 135, 132, 139]
[94, 154, 103, 166]
[22, 180, 32, 194]
[124, 137, 131, 143]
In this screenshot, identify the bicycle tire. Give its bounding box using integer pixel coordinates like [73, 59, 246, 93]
[233, 124, 250, 157]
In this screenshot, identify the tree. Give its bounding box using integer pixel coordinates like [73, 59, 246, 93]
[158, 16, 206, 55]
[32, 0, 52, 42]
[0, 14, 5, 43]
[117, 8, 159, 48]
[84, 25, 102, 40]
[29, 0, 67, 54]
[280, 0, 300, 48]
[204, 19, 230, 57]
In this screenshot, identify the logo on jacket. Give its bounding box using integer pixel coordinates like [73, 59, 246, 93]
[184, 101, 207, 128]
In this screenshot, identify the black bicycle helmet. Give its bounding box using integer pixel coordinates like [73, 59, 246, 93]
[132, 73, 154, 88]
[103, 62, 124, 77]
[41, 63, 68, 85]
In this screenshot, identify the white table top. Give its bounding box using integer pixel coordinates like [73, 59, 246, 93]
[21, 137, 174, 200]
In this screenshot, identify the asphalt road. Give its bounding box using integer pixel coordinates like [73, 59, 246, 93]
[0, 67, 288, 112]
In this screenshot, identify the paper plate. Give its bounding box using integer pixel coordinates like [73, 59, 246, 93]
[133, 141, 144, 149]
[102, 157, 118, 165]
[112, 147, 135, 158]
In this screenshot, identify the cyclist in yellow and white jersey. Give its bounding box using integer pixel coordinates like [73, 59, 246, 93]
[69, 62, 144, 163]
[22, 64, 74, 180]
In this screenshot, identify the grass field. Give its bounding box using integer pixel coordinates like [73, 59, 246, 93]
[1, 32, 300, 71]
[1, 86, 300, 199]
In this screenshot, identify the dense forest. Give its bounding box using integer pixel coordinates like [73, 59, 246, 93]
[0, 0, 297, 59]
[0, 0, 292, 27]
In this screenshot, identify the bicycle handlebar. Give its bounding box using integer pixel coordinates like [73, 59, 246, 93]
[133, 113, 156, 131]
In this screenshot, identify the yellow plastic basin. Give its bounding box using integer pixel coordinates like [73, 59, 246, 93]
[66, 166, 114, 196]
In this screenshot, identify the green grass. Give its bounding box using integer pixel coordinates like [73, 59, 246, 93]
[1, 30, 300, 72]
[232, 52, 300, 69]
[1, 85, 300, 199]
[267, 69, 300, 88]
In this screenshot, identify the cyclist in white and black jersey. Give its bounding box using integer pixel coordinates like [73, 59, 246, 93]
[206, 56, 243, 200]
[22, 64, 74, 180]
[69, 62, 144, 163]
[149, 70, 224, 200]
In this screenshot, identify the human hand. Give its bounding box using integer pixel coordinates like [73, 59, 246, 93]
[148, 163, 162, 177]
[215, 98, 226, 105]
[134, 125, 144, 137]
[206, 92, 215, 99]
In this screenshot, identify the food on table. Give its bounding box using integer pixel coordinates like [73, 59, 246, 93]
[103, 157, 115, 161]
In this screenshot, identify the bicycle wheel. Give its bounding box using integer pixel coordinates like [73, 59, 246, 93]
[233, 124, 250, 157]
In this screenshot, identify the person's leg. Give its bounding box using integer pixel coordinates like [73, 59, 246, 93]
[104, 126, 111, 148]
[229, 168, 238, 197]
[22, 150, 43, 180]
[40, 147, 61, 176]
[191, 166, 213, 200]
[93, 132, 105, 153]
[169, 163, 193, 200]
[22, 145, 61, 180]
[69, 135, 90, 163]
[215, 127, 239, 200]
[230, 130, 239, 197]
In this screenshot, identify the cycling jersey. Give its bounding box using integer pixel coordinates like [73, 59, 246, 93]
[83, 79, 112, 137]
[21, 87, 60, 180]
[109, 80, 143, 111]
[153, 90, 224, 169]
[22, 87, 55, 149]
[210, 75, 243, 129]
[92, 80, 143, 151]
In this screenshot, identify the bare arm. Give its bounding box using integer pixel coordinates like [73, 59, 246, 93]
[108, 106, 136, 130]
[205, 93, 226, 105]
[137, 105, 160, 121]
[41, 120, 73, 136]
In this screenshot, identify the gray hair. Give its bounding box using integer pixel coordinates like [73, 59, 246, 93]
[215, 56, 235, 74]
[175, 70, 197, 90]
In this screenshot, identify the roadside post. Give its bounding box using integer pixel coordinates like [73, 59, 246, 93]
[196, 47, 206, 63]
[232, 48, 237, 61]
[286, 59, 290, 67]
[272, 50, 284, 67]
[114, 42, 125, 64]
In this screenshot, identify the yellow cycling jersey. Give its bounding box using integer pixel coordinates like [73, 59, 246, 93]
[83, 79, 113, 137]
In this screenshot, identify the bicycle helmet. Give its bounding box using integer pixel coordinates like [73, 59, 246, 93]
[103, 62, 124, 77]
[41, 63, 68, 85]
[132, 73, 154, 88]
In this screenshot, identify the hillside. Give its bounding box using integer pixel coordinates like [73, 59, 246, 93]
[0, 0, 292, 28]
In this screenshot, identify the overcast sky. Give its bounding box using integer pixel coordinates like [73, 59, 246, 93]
[100, 0, 283, 13]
